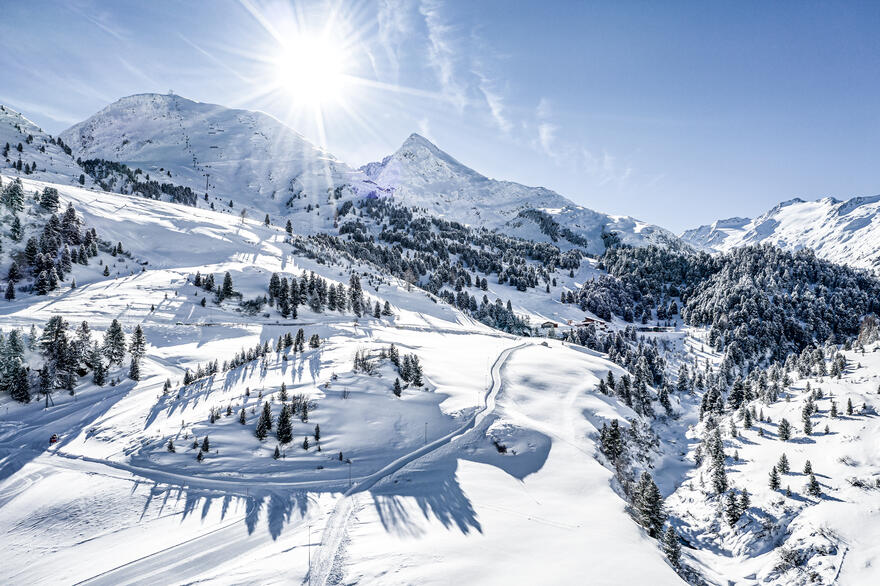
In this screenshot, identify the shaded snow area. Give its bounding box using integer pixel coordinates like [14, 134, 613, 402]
[0, 177, 677, 585]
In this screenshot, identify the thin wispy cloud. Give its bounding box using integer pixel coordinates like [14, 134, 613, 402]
[377, 0, 412, 82]
[534, 97, 633, 188]
[476, 72, 511, 134]
[419, 0, 468, 112]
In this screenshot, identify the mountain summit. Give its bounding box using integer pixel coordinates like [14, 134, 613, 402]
[60, 93, 370, 210]
[362, 133, 683, 254]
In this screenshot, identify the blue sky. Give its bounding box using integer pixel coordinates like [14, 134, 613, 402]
[1, 0, 878, 232]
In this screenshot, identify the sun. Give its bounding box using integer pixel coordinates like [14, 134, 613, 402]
[273, 34, 348, 107]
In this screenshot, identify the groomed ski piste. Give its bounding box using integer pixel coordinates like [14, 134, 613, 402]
[0, 177, 680, 585]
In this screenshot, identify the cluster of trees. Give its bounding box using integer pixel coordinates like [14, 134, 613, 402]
[438, 290, 529, 334]
[0, 317, 145, 403]
[193, 270, 236, 303]
[265, 271, 388, 319]
[565, 325, 668, 416]
[2, 181, 107, 300]
[515, 208, 590, 247]
[299, 197, 581, 331]
[177, 329, 322, 391]
[352, 344, 425, 390]
[598, 419, 682, 570]
[585, 244, 880, 374]
[253, 390, 319, 453]
[78, 159, 197, 205]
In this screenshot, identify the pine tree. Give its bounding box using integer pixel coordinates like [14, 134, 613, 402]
[777, 453, 790, 474]
[103, 265, 110, 277]
[91, 344, 106, 385]
[633, 471, 666, 538]
[831, 400, 838, 418]
[725, 491, 740, 527]
[769, 465, 781, 490]
[4, 280, 14, 301]
[806, 473, 821, 497]
[314, 424, 320, 442]
[803, 459, 812, 475]
[599, 420, 625, 465]
[197, 450, 204, 462]
[348, 273, 363, 316]
[302, 436, 310, 450]
[129, 325, 146, 361]
[712, 462, 728, 495]
[221, 271, 234, 300]
[778, 418, 792, 441]
[273, 445, 281, 459]
[276, 403, 293, 444]
[256, 401, 272, 440]
[167, 438, 175, 452]
[201, 435, 210, 452]
[739, 488, 751, 514]
[39, 186, 59, 211]
[393, 377, 402, 397]
[661, 526, 681, 568]
[279, 381, 288, 401]
[846, 397, 854, 415]
[128, 358, 140, 381]
[285, 219, 292, 235]
[103, 319, 127, 365]
[239, 409, 246, 424]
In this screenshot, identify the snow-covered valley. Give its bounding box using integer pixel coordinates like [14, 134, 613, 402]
[3, 90, 880, 586]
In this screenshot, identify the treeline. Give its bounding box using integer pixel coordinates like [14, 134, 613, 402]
[78, 158, 197, 206]
[580, 244, 880, 370]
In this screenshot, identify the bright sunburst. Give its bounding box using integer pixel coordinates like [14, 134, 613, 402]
[273, 33, 348, 107]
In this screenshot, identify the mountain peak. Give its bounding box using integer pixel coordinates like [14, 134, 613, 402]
[401, 132, 436, 149]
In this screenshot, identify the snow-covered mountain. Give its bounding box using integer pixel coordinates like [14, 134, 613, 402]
[0, 104, 92, 187]
[682, 195, 880, 270]
[363, 133, 684, 254]
[60, 94, 683, 253]
[60, 93, 378, 212]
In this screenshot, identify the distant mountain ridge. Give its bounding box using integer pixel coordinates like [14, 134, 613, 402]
[682, 195, 880, 270]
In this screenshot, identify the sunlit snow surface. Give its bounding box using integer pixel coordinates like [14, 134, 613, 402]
[0, 176, 678, 585]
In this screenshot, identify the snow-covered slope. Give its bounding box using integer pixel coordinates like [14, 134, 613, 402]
[363, 133, 684, 254]
[0, 175, 679, 585]
[682, 196, 880, 271]
[0, 104, 91, 187]
[60, 93, 379, 213]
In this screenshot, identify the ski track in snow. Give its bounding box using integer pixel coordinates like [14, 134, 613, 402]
[309, 341, 526, 586]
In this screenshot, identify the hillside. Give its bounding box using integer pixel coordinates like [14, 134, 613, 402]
[682, 196, 880, 271]
[0, 174, 679, 584]
[0, 105, 91, 187]
[60, 93, 378, 214]
[363, 133, 684, 254]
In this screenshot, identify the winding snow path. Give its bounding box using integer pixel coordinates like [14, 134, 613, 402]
[308, 341, 526, 586]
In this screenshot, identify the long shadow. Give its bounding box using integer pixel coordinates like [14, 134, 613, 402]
[369, 456, 482, 537]
[0, 379, 132, 483]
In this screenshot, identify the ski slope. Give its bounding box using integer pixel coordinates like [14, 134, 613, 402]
[0, 176, 675, 584]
